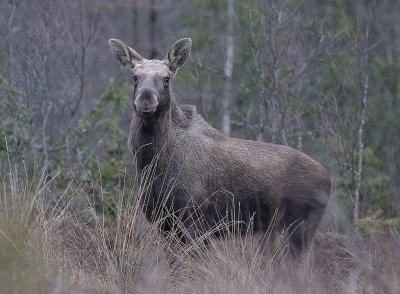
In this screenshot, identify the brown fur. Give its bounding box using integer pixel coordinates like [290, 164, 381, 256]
[109, 38, 331, 255]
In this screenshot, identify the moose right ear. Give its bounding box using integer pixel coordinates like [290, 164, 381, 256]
[109, 39, 143, 69]
[165, 38, 192, 72]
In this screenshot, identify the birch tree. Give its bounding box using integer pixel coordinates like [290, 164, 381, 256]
[240, 1, 323, 145]
[317, 2, 373, 221]
[222, 0, 234, 135]
[353, 7, 371, 222]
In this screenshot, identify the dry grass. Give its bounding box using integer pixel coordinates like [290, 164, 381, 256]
[0, 166, 399, 294]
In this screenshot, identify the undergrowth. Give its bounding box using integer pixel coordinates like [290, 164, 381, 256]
[0, 164, 399, 294]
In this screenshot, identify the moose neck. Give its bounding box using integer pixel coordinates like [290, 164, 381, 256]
[131, 90, 188, 171]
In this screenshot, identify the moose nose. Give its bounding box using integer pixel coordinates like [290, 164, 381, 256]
[134, 89, 159, 117]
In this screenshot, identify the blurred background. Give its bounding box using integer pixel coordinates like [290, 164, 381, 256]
[1, 0, 399, 228]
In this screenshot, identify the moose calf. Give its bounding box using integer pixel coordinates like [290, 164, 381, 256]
[109, 37, 331, 255]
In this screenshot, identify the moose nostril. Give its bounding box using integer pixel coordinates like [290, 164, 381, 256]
[134, 99, 158, 109]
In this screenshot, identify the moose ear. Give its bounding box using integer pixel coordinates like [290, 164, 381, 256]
[165, 38, 192, 72]
[109, 39, 143, 69]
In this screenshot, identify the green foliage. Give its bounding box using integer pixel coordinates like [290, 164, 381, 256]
[354, 212, 400, 238]
[172, 0, 230, 123]
[0, 74, 29, 164]
[362, 175, 393, 216]
[0, 74, 20, 97]
[334, 145, 395, 220]
[1, 70, 132, 217]
[366, 54, 400, 208]
[371, 54, 400, 97]
[54, 77, 130, 216]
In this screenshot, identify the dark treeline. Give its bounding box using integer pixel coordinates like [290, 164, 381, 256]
[1, 0, 399, 231]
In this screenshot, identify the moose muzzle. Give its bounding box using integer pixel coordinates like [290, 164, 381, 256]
[134, 88, 159, 118]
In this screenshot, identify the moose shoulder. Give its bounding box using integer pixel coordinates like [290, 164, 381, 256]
[109, 37, 331, 255]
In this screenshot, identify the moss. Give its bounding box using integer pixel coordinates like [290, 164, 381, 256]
[354, 215, 400, 238]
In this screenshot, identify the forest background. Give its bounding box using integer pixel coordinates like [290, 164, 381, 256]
[1, 0, 400, 292]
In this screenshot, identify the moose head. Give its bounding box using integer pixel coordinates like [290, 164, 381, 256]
[109, 38, 192, 119]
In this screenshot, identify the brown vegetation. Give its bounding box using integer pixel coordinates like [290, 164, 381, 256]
[0, 168, 398, 293]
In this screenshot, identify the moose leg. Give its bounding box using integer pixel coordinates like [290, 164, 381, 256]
[180, 209, 211, 252]
[281, 195, 326, 257]
[287, 210, 322, 257]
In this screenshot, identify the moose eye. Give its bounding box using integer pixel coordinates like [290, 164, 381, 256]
[164, 77, 171, 87]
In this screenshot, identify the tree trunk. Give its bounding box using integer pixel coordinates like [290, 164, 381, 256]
[149, 0, 157, 59]
[353, 24, 369, 222]
[132, 0, 138, 46]
[222, 0, 234, 136]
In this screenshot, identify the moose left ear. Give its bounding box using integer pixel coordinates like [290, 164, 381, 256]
[164, 38, 192, 72]
[109, 38, 143, 69]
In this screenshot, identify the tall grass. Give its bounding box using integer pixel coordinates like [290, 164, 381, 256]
[0, 163, 399, 293]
